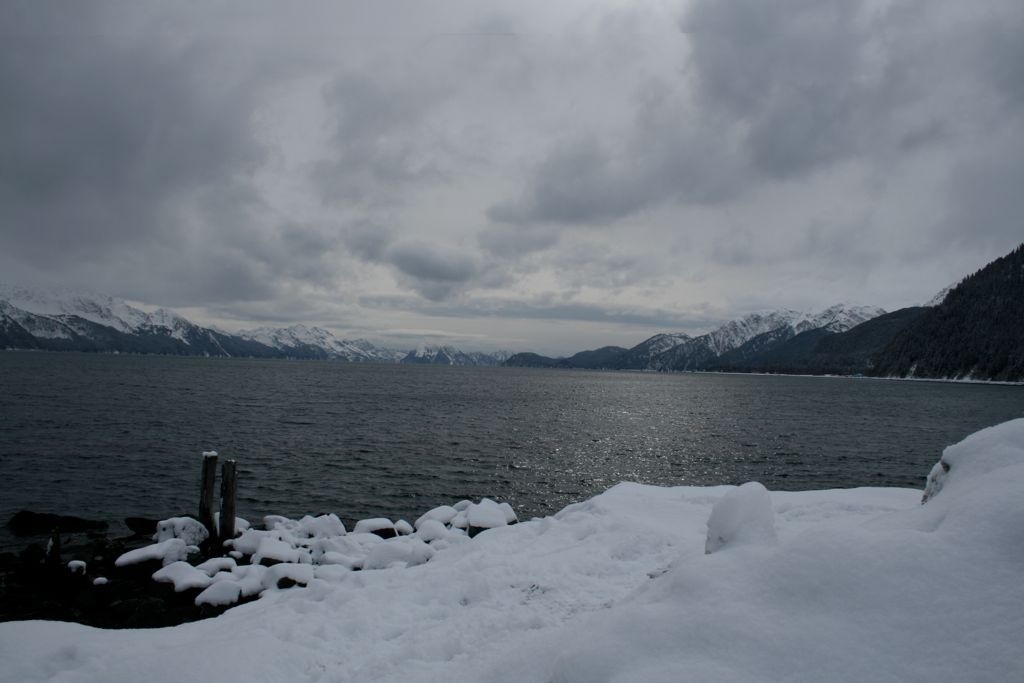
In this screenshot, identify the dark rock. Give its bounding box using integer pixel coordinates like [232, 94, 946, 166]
[19, 543, 46, 566]
[8, 511, 108, 536]
[277, 576, 299, 589]
[370, 528, 397, 540]
[125, 517, 160, 536]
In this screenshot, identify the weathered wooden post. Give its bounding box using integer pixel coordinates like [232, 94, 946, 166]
[199, 451, 219, 539]
[219, 459, 237, 542]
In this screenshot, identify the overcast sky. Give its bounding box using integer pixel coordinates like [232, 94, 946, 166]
[1, 0, 1021, 354]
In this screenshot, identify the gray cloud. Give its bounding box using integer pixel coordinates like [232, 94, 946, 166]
[477, 225, 559, 257]
[359, 293, 721, 330]
[1, 1, 1022, 353]
[490, 0, 1024, 240]
[315, 71, 448, 204]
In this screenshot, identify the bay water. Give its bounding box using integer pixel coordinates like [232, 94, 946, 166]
[1, 352, 1022, 550]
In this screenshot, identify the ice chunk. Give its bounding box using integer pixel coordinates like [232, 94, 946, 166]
[92, 577, 108, 586]
[195, 580, 242, 607]
[155, 516, 209, 546]
[115, 538, 189, 567]
[705, 482, 777, 554]
[67, 560, 86, 574]
[152, 561, 213, 592]
[395, 519, 414, 535]
[415, 505, 458, 529]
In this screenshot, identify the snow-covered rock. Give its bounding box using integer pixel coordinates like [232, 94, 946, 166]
[155, 517, 209, 546]
[151, 561, 213, 592]
[416, 505, 459, 529]
[194, 580, 242, 607]
[114, 538, 191, 567]
[11, 434, 1024, 683]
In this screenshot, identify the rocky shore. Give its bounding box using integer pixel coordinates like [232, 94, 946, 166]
[0, 511, 251, 628]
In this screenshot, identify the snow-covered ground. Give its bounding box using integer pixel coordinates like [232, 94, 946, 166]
[3, 420, 1024, 683]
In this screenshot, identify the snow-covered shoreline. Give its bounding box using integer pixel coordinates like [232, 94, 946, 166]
[3, 420, 1024, 682]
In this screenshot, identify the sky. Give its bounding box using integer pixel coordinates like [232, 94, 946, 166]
[1, 0, 1022, 355]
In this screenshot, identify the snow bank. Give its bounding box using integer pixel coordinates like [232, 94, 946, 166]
[4, 420, 1024, 683]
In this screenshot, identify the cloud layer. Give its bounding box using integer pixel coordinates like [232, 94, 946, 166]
[1, 0, 1021, 353]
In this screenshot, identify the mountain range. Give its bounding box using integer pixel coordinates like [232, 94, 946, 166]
[3, 242, 1021, 380]
[0, 285, 506, 366]
[505, 242, 1024, 382]
[505, 304, 893, 372]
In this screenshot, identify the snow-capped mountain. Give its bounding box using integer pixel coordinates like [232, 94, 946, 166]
[649, 304, 886, 371]
[612, 332, 691, 369]
[0, 284, 152, 334]
[402, 345, 511, 366]
[792, 304, 886, 334]
[235, 325, 404, 362]
[0, 285, 243, 356]
[0, 284, 504, 364]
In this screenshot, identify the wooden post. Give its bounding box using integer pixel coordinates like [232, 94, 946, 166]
[199, 451, 219, 539]
[219, 459, 237, 542]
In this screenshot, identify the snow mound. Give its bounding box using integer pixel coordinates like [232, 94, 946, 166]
[704, 481, 777, 554]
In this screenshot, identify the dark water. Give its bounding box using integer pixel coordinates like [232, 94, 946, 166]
[1, 353, 1022, 549]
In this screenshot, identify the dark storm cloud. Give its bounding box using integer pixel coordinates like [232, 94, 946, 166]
[387, 243, 478, 284]
[342, 223, 483, 301]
